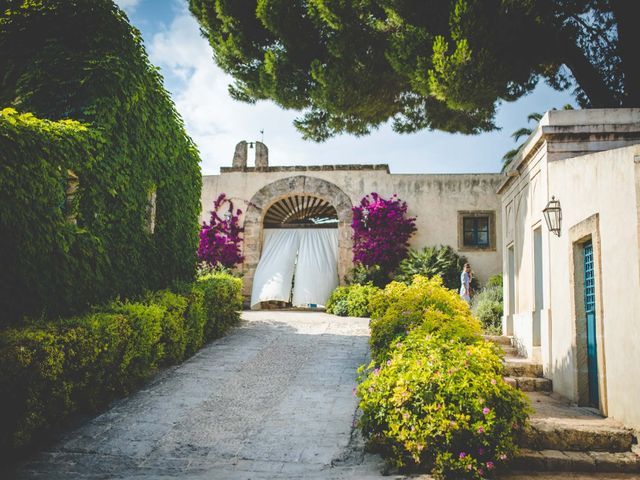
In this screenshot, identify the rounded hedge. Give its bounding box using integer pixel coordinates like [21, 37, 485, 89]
[358, 333, 530, 479]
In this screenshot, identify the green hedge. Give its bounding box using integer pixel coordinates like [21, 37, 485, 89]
[0, 273, 242, 455]
[326, 284, 379, 317]
[356, 275, 529, 479]
[0, 0, 202, 325]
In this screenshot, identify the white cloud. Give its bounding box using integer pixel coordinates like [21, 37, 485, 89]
[145, 3, 574, 175]
[114, 0, 142, 13]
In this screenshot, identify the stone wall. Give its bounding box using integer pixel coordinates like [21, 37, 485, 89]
[201, 164, 504, 299]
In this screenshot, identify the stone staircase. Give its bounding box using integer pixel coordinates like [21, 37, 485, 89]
[485, 335, 640, 474]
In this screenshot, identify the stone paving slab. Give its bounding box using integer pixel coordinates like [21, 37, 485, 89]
[4, 311, 385, 479]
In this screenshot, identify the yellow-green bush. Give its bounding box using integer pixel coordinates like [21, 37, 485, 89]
[0, 273, 242, 456]
[369, 276, 481, 361]
[358, 333, 529, 479]
[326, 284, 379, 317]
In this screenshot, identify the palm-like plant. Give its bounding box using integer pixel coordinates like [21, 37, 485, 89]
[502, 105, 573, 172]
[501, 112, 543, 172]
[395, 245, 474, 290]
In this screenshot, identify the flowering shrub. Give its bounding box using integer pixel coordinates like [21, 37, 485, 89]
[357, 334, 530, 479]
[369, 276, 481, 362]
[326, 284, 380, 317]
[198, 193, 244, 268]
[352, 193, 416, 276]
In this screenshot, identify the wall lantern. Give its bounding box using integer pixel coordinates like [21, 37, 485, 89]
[543, 196, 562, 236]
[223, 210, 232, 224]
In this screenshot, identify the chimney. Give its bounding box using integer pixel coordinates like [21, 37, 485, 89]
[232, 141, 248, 168]
[255, 141, 268, 168]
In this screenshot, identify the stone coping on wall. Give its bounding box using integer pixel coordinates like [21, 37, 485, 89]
[220, 164, 390, 173]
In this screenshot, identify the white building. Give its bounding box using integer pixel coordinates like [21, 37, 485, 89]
[499, 109, 640, 429]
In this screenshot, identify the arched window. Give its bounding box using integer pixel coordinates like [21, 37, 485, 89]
[264, 195, 338, 228]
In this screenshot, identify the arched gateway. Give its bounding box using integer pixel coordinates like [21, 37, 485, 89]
[242, 176, 353, 308]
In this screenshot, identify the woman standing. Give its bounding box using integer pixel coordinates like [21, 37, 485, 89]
[460, 263, 472, 305]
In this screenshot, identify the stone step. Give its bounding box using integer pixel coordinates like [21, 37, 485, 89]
[521, 422, 634, 453]
[484, 334, 512, 345]
[512, 449, 640, 473]
[504, 376, 552, 392]
[501, 345, 519, 357]
[504, 358, 544, 377]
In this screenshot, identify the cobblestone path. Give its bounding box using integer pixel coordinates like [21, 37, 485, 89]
[5, 311, 385, 480]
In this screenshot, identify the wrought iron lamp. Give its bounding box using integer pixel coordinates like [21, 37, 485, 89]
[543, 196, 562, 236]
[223, 211, 232, 224]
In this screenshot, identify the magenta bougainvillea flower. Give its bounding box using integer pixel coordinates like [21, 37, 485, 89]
[198, 193, 244, 268]
[351, 192, 416, 275]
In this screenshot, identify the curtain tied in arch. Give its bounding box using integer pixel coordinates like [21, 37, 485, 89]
[250, 229, 339, 308]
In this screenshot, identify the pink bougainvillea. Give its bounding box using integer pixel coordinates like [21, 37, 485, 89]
[198, 193, 244, 268]
[352, 193, 416, 274]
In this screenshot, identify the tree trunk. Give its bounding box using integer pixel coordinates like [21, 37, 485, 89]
[610, 0, 640, 107]
[562, 40, 619, 108]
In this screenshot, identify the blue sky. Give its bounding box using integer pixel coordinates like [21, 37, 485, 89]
[117, 0, 575, 175]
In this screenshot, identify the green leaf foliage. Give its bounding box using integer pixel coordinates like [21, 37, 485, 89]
[0, 1, 202, 325]
[356, 274, 529, 478]
[357, 335, 530, 478]
[326, 283, 379, 318]
[368, 276, 481, 363]
[188, 0, 637, 142]
[395, 245, 473, 290]
[0, 273, 242, 456]
[472, 276, 504, 335]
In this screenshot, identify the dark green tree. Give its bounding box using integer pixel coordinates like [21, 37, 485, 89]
[189, 0, 639, 141]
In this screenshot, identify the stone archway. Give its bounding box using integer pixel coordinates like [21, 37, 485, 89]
[242, 176, 353, 301]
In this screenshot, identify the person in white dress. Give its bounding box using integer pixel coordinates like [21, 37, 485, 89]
[460, 263, 472, 305]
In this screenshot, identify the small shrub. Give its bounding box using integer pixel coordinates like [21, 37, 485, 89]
[357, 333, 530, 479]
[486, 274, 503, 288]
[368, 276, 480, 362]
[345, 263, 388, 288]
[326, 284, 379, 317]
[146, 290, 189, 365]
[472, 285, 503, 335]
[196, 272, 243, 340]
[395, 245, 476, 291]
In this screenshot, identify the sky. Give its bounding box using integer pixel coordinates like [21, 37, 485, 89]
[116, 0, 576, 175]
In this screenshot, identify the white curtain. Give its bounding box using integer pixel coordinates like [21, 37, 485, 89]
[250, 228, 339, 309]
[250, 229, 300, 307]
[292, 229, 339, 307]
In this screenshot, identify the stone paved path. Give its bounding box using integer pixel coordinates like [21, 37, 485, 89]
[5, 311, 635, 480]
[5, 311, 389, 479]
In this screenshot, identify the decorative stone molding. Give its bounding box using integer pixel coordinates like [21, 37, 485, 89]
[242, 176, 353, 300]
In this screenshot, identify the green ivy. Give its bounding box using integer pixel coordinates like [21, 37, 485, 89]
[0, 0, 202, 325]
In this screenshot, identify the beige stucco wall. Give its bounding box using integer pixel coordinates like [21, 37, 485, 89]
[547, 144, 640, 429]
[500, 108, 640, 429]
[201, 167, 503, 297]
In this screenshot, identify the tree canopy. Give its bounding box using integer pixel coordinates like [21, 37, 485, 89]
[189, 0, 638, 141]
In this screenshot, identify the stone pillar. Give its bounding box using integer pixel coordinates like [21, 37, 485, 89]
[255, 141, 268, 168]
[232, 141, 248, 168]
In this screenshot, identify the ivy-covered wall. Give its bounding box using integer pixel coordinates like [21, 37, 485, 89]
[0, 0, 202, 324]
